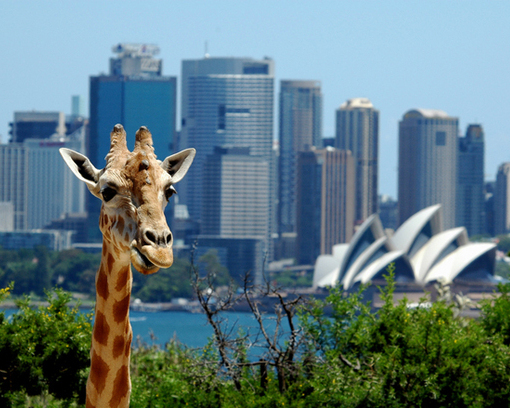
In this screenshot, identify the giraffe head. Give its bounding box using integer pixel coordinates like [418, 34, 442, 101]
[60, 124, 195, 274]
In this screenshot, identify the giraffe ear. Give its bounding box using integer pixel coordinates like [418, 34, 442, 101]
[161, 148, 196, 183]
[59, 148, 102, 198]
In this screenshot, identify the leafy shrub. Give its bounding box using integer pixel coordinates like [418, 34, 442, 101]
[0, 285, 92, 406]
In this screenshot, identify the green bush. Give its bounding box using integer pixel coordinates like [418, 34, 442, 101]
[0, 285, 92, 406]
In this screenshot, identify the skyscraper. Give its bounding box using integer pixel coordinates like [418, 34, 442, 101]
[0, 128, 85, 231]
[88, 44, 177, 241]
[278, 80, 322, 236]
[179, 57, 275, 224]
[89, 44, 177, 167]
[296, 147, 355, 265]
[494, 163, 510, 235]
[456, 124, 485, 236]
[200, 146, 271, 282]
[335, 98, 379, 225]
[398, 109, 458, 229]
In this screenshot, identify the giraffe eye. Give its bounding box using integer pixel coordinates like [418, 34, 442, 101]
[101, 186, 117, 202]
[165, 185, 177, 200]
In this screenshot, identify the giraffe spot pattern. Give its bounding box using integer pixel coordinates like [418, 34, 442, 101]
[93, 311, 110, 346]
[109, 366, 130, 407]
[89, 350, 110, 395]
[112, 335, 125, 359]
[115, 266, 130, 292]
[113, 294, 130, 323]
[96, 266, 109, 301]
[117, 216, 125, 235]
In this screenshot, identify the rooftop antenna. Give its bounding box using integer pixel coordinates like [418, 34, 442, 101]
[204, 40, 210, 58]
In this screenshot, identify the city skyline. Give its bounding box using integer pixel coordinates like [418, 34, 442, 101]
[1, 1, 509, 199]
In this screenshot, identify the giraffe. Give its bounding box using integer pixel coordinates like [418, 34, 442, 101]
[60, 124, 195, 407]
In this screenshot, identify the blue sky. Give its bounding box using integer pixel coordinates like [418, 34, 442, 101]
[1, 1, 509, 198]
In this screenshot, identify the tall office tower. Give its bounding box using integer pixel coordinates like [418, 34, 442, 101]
[278, 80, 322, 237]
[456, 124, 485, 236]
[200, 146, 270, 282]
[494, 163, 510, 235]
[335, 98, 379, 225]
[398, 109, 459, 229]
[89, 44, 177, 167]
[88, 44, 177, 240]
[9, 111, 67, 143]
[180, 57, 275, 223]
[296, 147, 355, 265]
[0, 127, 85, 230]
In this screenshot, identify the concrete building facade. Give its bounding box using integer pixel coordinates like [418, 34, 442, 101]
[336, 98, 379, 225]
[398, 109, 458, 229]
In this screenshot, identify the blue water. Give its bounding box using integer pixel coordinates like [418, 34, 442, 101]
[2, 308, 287, 350]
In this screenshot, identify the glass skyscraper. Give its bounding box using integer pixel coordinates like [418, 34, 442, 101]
[88, 44, 177, 241]
[278, 80, 322, 236]
[456, 124, 485, 236]
[180, 57, 275, 223]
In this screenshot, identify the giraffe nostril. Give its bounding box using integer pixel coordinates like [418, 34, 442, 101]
[144, 230, 157, 245]
[165, 232, 172, 246]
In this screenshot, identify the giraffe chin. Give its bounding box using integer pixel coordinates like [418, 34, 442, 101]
[130, 247, 161, 275]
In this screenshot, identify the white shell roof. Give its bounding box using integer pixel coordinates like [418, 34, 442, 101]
[411, 227, 468, 282]
[424, 243, 496, 284]
[353, 250, 413, 286]
[342, 236, 391, 289]
[313, 255, 341, 288]
[339, 214, 385, 281]
[391, 204, 442, 254]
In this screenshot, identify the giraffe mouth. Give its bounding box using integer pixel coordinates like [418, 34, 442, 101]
[131, 246, 160, 275]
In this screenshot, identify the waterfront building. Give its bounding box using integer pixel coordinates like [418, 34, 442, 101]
[278, 80, 322, 236]
[335, 98, 379, 225]
[456, 124, 485, 236]
[398, 109, 458, 229]
[296, 147, 355, 265]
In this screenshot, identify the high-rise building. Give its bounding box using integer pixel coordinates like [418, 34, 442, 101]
[179, 57, 275, 223]
[398, 109, 458, 229]
[0, 127, 85, 231]
[335, 98, 379, 225]
[88, 44, 177, 241]
[9, 111, 67, 143]
[456, 124, 485, 236]
[278, 80, 322, 236]
[89, 44, 177, 167]
[200, 146, 271, 282]
[494, 163, 510, 235]
[296, 147, 355, 265]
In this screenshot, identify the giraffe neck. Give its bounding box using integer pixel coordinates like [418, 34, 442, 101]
[86, 241, 133, 408]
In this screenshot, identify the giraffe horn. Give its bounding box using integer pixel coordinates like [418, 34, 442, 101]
[105, 124, 129, 165]
[135, 126, 154, 150]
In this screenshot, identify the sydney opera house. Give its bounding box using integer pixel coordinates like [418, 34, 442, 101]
[313, 204, 499, 291]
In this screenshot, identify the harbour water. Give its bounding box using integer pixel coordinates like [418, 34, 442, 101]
[3, 308, 288, 350]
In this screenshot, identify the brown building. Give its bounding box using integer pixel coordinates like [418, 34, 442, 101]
[296, 147, 355, 265]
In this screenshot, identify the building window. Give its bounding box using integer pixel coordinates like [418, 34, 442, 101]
[436, 131, 446, 146]
[218, 105, 226, 130]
